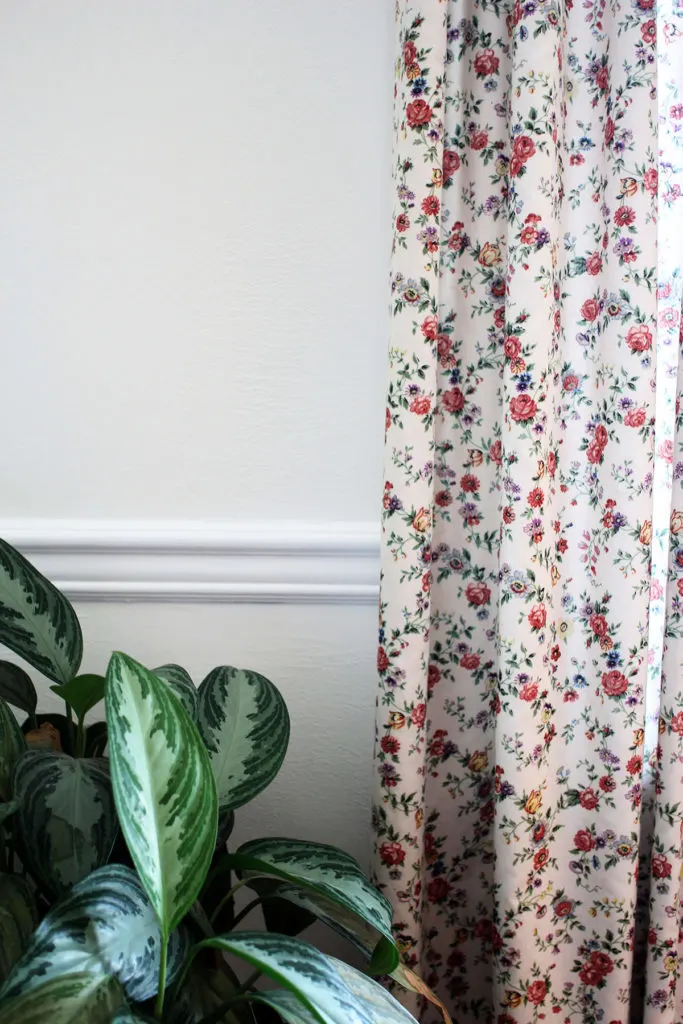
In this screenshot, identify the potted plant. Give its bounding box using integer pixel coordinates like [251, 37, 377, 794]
[0, 537, 446, 1023]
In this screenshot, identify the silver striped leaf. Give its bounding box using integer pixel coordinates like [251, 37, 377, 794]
[198, 932, 415, 1024]
[0, 539, 82, 685]
[13, 750, 116, 896]
[1, 864, 188, 1004]
[197, 667, 290, 813]
[0, 972, 124, 1024]
[105, 652, 218, 939]
[0, 698, 26, 801]
[226, 838, 398, 974]
[0, 875, 38, 986]
[256, 957, 420, 1024]
[0, 663, 37, 716]
[152, 664, 198, 721]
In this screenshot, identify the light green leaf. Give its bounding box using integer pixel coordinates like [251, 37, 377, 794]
[0, 972, 123, 1024]
[0, 875, 38, 985]
[105, 652, 218, 939]
[0, 539, 82, 685]
[50, 675, 105, 723]
[198, 932, 414, 1024]
[0, 663, 37, 716]
[152, 664, 198, 721]
[257, 961, 420, 1024]
[13, 750, 116, 896]
[0, 698, 26, 801]
[1, 865, 188, 1004]
[197, 667, 289, 813]
[225, 838, 398, 974]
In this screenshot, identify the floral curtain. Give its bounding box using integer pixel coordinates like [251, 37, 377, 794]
[373, 1, 683, 1022]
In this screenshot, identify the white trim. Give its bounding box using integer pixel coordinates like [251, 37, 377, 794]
[0, 520, 381, 605]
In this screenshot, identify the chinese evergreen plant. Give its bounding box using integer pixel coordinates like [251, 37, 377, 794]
[0, 537, 441, 1024]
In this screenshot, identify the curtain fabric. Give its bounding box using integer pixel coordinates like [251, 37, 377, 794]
[373, 1, 683, 1022]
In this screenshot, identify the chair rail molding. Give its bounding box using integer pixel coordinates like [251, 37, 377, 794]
[0, 520, 381, 605]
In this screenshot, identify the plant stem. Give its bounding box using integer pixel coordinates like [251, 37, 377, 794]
[75, 718, 86, 758]
[64, 702, 76, 753]
[209, 877, 251, 926]
[155, 937, 169, 1019]
[228, 897, 263, 929]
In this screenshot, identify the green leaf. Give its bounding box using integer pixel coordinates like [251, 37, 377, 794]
[256, 959, 419, 1024]
[105, 652, 218, 940]
[197, 932, 415, 1024]
[50, 675, 105, 723]
[0, 875, 38, 985]
[197, 667, 290, 813]
[152, 664, 198, 721]
[225, 838, 399, 974]
[1, 864, 188, 1004]
[0, 663, 37, 716]
[13, 750, 117, 896]
[0, 538, 82, 685]
[0, 698, 26, 801]
[0, 972, 124, 1024]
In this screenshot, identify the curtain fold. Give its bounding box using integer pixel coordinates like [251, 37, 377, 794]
[373, 1, 683, 1022]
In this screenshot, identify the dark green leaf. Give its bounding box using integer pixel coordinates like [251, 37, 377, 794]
[50, 674, 105, 723]
[0, 663, 36, 716]
[0, 698, 26, 801]
[0, 875, 38, 985]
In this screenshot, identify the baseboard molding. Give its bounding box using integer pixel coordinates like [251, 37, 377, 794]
[0, 520, 381, 605]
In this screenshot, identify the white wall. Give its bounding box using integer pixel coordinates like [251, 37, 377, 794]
[0, 0, 392, 874]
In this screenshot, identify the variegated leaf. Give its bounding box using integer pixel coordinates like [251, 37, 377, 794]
[13, 750, 116, 896]
[0, 972, 123, 1024]
[0, 875, 38, 985]
[256, 959, 420, 1024]
[1, 865, 188, 1004]
[198, 932, 414, 1024]
[0, 539, 82, 685]
[0, 663, 36, 716]
[0, 698, 26, 801]
[225, 838, 398, 974]
[197, 667, 289, 813]
[152, 664, 198, 721]
[105, 652, 218, 938]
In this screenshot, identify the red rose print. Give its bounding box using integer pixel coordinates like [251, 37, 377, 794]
[581, 298, 600, 320]
[410, 395, 431, 415]
[380, 841, 406, 866]
[626, 755, 642, 774]
[411, 702, 426, 728]
[604, 117, 615, 145]
[406, 99, 433, 129]
[624, 407, 646, 427]
[396, 213, 410, 232]
[520, 225, 538, 244]
[579, 962, 604, 986]
[643, 167, 658, 194]
[670, 712, 683, 734]
[594, 425, 608, 446]
[470, 129, 489, 150]
[421, 315, 439, 339]
[504, 335, 521, 359]
[510, 394, 538, 422]
[626, 324, 652, 352]
[403, 40, 417, 66]
[574, 829, 594, 851]
[520, 681, 538, 701]
[533, 823, 546, 842]
[533, 847, 549, 870]
[443, 387, 466, 412]
[428, 664, 441, 689]
[651, 854, 672, 879]
[509, 154, 524, 177]
[489, 440, 503, 464]
[586, 252, 603, 275]
[460, 652, 480, 670]
[434, 489, 452, 507]
[563, 374, 579, 391]
[443, 150, 461, 177]
[554, 899, 573, 917]
[493, 306, 506, 329]
[579, 788, 599, 810]
[503, 506, 515, 523]
[427, 877, 451, 902]
[590, 614, 609, 637]
[528, 604, 547, 630]
[528, 487, 544, 507]
[595, 65, 609, 91]
[473, 48, 500, 76]
[602, 670, 628, 696]
[590, 952, 614, 977]
[527, 980, 547, 1006]
[466, 581, 491, 606]
[513, 135, 536, 160]
[377, 647, 389, 672]
[599, 774, 616, 792]
[641, 18, 655, 42]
